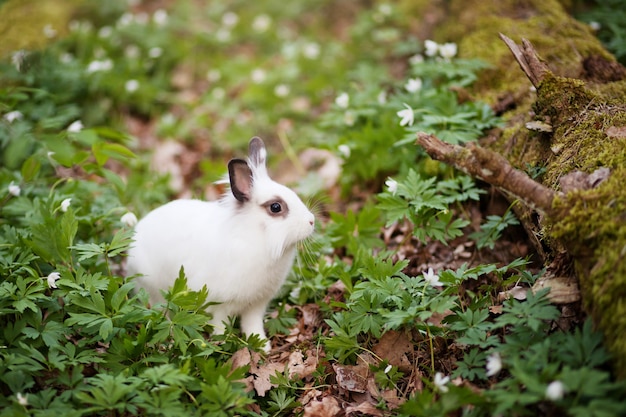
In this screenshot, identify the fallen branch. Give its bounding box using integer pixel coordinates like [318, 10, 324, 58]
[416, 132, 559, 216]
[499, 33, 550, 88]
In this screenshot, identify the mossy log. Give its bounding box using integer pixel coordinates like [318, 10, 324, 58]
[406, 0, 626, 376]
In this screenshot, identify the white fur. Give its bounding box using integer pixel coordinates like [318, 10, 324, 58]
[126, 137, 314, 351]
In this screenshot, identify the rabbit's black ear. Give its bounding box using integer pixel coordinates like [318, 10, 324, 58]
[228, 159, 253, 202]
[248, 136, 267, 169]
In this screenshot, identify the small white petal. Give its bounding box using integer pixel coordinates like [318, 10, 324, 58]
[43, 24, 57, 38]
[125, 79, 140, 93]
[397, 103, 415, 127]
[303, 42, 320, 59]
[434, 372, 450, 393]
[545, 380, 565, 401]
[3, 110, 23, 123]
[405, 78, 422, 93]
[423, 267, 443, 287]
[338, 144, 351, 158]
[148, 47, 163, 58]
[8, 181, 21, 197]
[252, 14, 272, 32]
[486, 352, 502, 377]
[60, 198, 72, 212]
[16, 392, 28, 406]
[251, 68, 266, 84]
[439, 43, 458, 60]
[343, 111, 355, 126]
[222, 11, 239, 27]
[424, 39, 439, 57]
[67, 120, 83, 133]
[121, 212, 138, 227]
[274, 84, 290, 97]
[47, 272, 61, 289]
[384, 364, 393, 374]
[153, 9, 168, 26]
[385, 178, 398, 194]
[335, 92, 349, 109]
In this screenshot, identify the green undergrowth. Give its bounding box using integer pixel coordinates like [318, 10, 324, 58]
[2, 1, 626, 416]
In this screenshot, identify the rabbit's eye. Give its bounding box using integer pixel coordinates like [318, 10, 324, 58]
[270, 202, 282, 213]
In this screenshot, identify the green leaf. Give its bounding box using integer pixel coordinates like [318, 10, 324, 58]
[21, 154, 41, 181]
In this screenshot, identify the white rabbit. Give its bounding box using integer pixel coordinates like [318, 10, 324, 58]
[126, 137, 315, 351]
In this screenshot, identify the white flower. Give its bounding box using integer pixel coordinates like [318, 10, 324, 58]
[589, 21, 601, 31]
[424, 39, 439, 57]
[11, 50, 28, 71]
[343, 111, 355, 126]
[338, 144, 351, 158]
[67, 120, 83, 133]
[212, 87, 225, 100]
[125, 79, 140, 93]
[433, 372, 450, 393]
[47, 272, 60, 289]
[206, 69, 221, 82]
[43, 24, 57, 38]
[8, 181, 21, 197]
[124, 45, 140, 59]
[397, 103, 415, 127]
[405, 78, 422, 93]
[251, 68, 266, 84]
[16, 392, 28, 406]
[384, 364, 393, 374]
[153, 9, 168, 26]
[86, 59, 113, 73]
[409, 54, 424, 65]
[377, 91, 387, 104]
[60, 198, 72, 212]
[252, 14, 272, 32]
[274, 84, 290, 97]
[117, 12, 134, 27]
[385, 178, 398, 194]
[423, 267, 443, 287]
[335, 92, 349, 109]
[215, 28, 231, 42]
[378, 4, 392, 16]
[60, 53, 74, 64]
[3, 110, 23, 123]
[98, 26, 112, 38]
[148, 47, 163, 58]
[545, 380, 566, 401]
[439, 42, 457, 60]
[486, 352, 502, 377]
[121, 212, 138, 227]
[303, 42, 320, 59]
[222, 11, 239, 27]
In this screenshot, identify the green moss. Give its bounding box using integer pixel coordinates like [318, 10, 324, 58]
[0, 0, 81, 58]
[428, 0, 611, 106]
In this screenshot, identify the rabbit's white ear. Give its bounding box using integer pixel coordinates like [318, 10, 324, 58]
[248, 137, 268, 174]
[228, 159, 253, 202]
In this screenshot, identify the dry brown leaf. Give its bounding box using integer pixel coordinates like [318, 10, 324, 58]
[345, 401, 383, 416]
[489, 305, 504, 314]
[381, 389, 403, 410]
[497, 285, 528, 301]
[372, 330, 413, 372]
[606, 125, 626, 139]
[249, 351, 285, 397]
[303, 395, 342, 417]
[288, 349, 319, 379]
[230, 348, 251, 370]
[333, 362, 369, 393]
